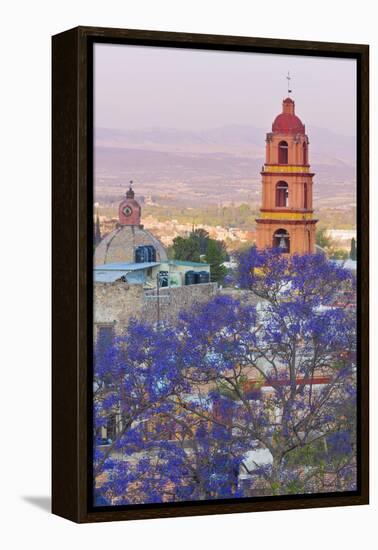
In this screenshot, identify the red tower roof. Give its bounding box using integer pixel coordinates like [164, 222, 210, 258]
[272, 97, 305, 134]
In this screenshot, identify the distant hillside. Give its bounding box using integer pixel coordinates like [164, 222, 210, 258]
[94, 125, 356, 208]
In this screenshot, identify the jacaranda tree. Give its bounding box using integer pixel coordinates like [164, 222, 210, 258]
[93, 320, 191, 503]
[94, 248, 357, 503]
[180, 249, 357, 493]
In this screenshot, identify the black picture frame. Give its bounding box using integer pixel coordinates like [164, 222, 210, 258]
[52, 26, 369, 523]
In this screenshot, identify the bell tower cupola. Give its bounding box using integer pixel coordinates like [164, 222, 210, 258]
[118, 180, 142, 226]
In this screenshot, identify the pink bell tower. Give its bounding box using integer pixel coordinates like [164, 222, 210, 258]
[255, 96, 317, 255]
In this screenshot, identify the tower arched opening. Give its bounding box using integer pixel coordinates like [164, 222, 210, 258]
[276, 181, 289, 207]
[273, 228, 290, 253]
[278, 141, 288, 164]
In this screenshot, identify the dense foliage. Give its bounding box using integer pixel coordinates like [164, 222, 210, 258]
[171, 228, 228, 282]
[94, 249, 357, 505]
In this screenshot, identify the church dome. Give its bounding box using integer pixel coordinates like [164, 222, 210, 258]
[94, 225, 168, 266]
[95, 182, 168, 266]
[272, 97, 305, 134]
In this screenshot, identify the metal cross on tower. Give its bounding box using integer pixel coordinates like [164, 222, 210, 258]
[287, 71, 292, 95]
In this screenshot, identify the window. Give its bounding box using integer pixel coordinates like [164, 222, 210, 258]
[278, 141, 288, 164]
[273, 229, 290, 253]
[276, 181, 289, 207]
[135, 245, 156, 263]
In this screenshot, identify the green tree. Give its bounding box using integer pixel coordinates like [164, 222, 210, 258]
[173, 232, 228, 282]
[172, 236, 201, 262]
[215, 239, 230, 261]
[205, 239, 227, 283]
[190, 228, 210, 255]
[166, 245, 175, 260]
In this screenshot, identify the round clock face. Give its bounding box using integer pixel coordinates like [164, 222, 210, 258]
[122, 205, 133, 217]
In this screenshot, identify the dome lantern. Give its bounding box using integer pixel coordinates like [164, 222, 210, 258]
[272, 98, 305, 134]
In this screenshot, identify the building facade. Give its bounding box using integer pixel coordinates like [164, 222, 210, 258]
[256, 97, 317, 255]
[94, 185, 215, 334]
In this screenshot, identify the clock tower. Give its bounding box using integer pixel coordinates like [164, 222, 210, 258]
[95, 180, 167, 265]
[118, 181, 142, 226]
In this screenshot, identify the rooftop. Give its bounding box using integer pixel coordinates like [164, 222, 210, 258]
[94, 260, 211, 283]
[169, 260, 210, 267]
[94, 262, 161, 283]
[94, 262, 160, 271]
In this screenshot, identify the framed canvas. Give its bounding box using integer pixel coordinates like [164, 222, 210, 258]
[52, 26, 369, 523]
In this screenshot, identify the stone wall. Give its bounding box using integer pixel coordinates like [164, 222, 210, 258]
[94, 282, 145, 328]
[143, 282, 218, 325]
[94, 281, 218, 332]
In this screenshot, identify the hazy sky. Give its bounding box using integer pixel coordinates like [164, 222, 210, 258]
[94, 43, 356, 137]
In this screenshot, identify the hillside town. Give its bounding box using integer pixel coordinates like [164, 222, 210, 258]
[93, 96, 357, 506]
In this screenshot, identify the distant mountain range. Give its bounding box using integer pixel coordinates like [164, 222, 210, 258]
[94, 125, 356, 208]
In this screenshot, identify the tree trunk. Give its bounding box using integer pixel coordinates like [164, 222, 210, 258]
[270, 453, 283, 494]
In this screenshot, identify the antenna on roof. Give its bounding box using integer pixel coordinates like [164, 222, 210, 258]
[286, 71, 292, 95]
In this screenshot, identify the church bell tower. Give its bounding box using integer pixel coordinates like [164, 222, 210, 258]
[256, 97, 317, 255]
[118, 181, 142, 227]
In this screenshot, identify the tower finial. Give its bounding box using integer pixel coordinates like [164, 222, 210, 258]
[286, 71, 292, 95]
[126, 180, 135, 199]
